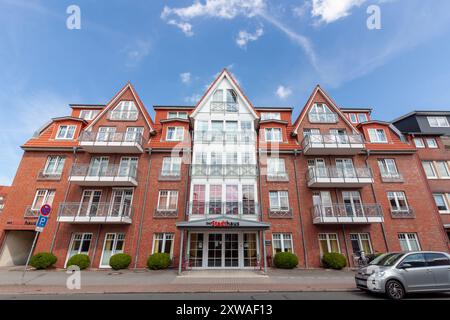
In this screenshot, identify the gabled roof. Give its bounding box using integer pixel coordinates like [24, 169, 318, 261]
[392, 110, 450, 123]
[293, 85, 360, 134]
[84, 82, 155, 132]
[190, 68, 258, 118]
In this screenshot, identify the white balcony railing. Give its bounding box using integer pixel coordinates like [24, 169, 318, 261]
[312, 204, 384, 224]
[187, 201, 259, 218]
[308, 112, 338, 123]
[302, 134, 365, 155]
[69, 164, 138, 186]
[307, 166, 373, 187]
[58, 202, 133, 224]
[193, 131, 256, 144]
[108, 110, 139, 121]
[210, 101, 238, 112]
[191, 164, 257, 177]
[79, 131, 144, 153]
[390, 207, 415, 219]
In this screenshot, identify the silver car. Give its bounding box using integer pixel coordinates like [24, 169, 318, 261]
[355, 251, 450, 299]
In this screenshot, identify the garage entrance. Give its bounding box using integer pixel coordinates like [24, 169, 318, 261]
[0, 230, 35, 266]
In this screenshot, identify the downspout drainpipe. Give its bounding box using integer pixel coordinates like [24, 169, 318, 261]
[293, 150, 308, 268]
[365, 149, 390, 253]
[134, 148, 152, 269]
[50, 146, 79, 253]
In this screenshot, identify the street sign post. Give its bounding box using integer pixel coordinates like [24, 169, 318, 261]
[22, 204, 52, 283]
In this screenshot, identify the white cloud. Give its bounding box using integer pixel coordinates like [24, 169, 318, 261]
[275, 85, 292, 99]
[180, 72, 192, 84]
[167, 20, 194, 36]
[311, 0, 365, 24]
[236, 27, 264, 48]
[185, 93, 202, 104]
[161, 0, 266, 36]
[123, 39, 151, 68]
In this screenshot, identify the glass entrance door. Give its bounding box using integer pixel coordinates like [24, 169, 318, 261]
[207, 233, 240, 268]
[224, 234, 239, 267]
[208, 234, 222, 267]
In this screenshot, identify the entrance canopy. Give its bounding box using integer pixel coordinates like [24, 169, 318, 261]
[176, 216, 270, 230]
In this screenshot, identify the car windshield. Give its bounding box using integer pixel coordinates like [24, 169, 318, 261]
[369, 253, 405, 266]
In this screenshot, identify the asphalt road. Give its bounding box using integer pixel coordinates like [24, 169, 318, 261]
[1, 291, 450, 300]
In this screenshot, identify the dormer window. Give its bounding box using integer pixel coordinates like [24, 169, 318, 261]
[56, 125, 76, 140]
[368, 128, 388, 143]
[428, 116, 449, 128]
[211, 89, 238, 112]
[358, 113, 368, 123]
[168, 112, 188, 119]
[309, 103, 337, 123]
[109, 101, 138, 121]
[79, 110, 99, 121]
[261, 112, 281, 121]
[166, 127, 184, 141]
[265, 128, 282, 142]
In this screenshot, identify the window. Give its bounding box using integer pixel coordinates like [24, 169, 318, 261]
[428, 116, 449, 128]
[435, 161, 450, 178]
[79, 109, 99, 120]
[349, 113, 357, 123]
[425, 253, 450, 266]
[269, 191, 289, 211]
[267, 158, 286, 176]
[350, 234, 373, 256]
[162, 157, 181, 176]
[398, 233, 421, 251]
[97, 127, 116, 141]
[242, 185, 256, 215]
[152, 233, 174, 258]
[66, 233, 92, 266]
[422, 161, 437, 178]
[426, 138, 438, 148]
[31, 189, 55, 210]
[261, 112, 281, 121]
[358, 113, 368, 123]
[192, 185, 206, 214]
[433, 194, 450, 212]
[166, 127, 184, 141]
[110, 101, 138, 120]
[56, 125, 76, 140]
[367, 128, 387, 143]
[125, 127, 144, 142]
[387, 192, 409, 212]
[168, 111, 188, 119]
[226, 185, 239, 215]
[44, 156, 65, 175]
[309, 103, 335, 123]
[400, 253, 426, 268]
[100, 233, 125, 267]
[240, 121, 252, 131]
[264, 128, 282, 142]
[414, 138, 425, 148]
[272, 233, 293, 254]
[118, 157, 138, 177]
[157, 191, 178, 211]
[377, 159, 399, 178]
[319, 234, 340, 255]
[209, 185, 222, 215]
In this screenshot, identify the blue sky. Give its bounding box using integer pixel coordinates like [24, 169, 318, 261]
[1, 0, 450, 185]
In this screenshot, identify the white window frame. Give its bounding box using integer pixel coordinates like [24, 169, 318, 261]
[398, 233, 421, 251]
[168, 111, 188, 119]
[166, 127, 184, 141]
[350, 233, 373, 255]
[435, 161, 450, 178]
[414, 138, 425, 148]
[157, 190, 179, 211]
[367, 128, 388, 143]
[44, 156, 65, 175]
[422, 161, 437, 179]
[31, 189, 55, 210]
[111, 101, 138, 120]
[272, 233, 293, 255]
[269, 191, 289, 211]
[349, 113, 357, 123]
[161, 157, 182, 176]
[65, 233, 93, 267]
[377, 158, 399, 178]
[358, 113, 368, 123]
[261, 112, 281, 121]
[318, 233, 341, 255]
[387, 191, 409, 212]
[267, 158, 286, 176]
[426, 138, 438, 148]
[264, 128, 282, 142]
[428, 116, 449, 128]
[433, 193, 450, 213]
[152, 233, 175, 258]
[79, 109, 99, 120]
[56, 125, 76, 140]
[99, 233, 125, 268]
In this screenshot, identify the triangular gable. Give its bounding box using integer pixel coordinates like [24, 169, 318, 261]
[190, 68, 258, 118]
[84, 82, 154, 132]
[293, 85, 360, 134]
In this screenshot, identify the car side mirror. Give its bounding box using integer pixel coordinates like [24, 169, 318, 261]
[399, 263, 412, 269]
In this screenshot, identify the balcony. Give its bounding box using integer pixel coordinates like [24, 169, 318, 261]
[210, 101, 238, 112]
[380, 173, 404, 183]
[24, 206, 40, 218]
[193, 131, 256, 144]
[307, 166, 373, 188]
[187, 201, 259, 220]
[191, 164, 258, 177]
[158, 169, 181, 181]
[268, 208, 293, 218]
[302, 134, 365, 155]
[57, 202, 132, 224]
[154, 208, 178, 219]
[37, 170, 62, 181]
[308, 112, 338, 123]
[312, 204, 384, 224]
[390, 207, 415, 219]
[266, 172, 289, 182]
[69, 164, 138, 187]
[79, 131, 144, 153]
[108, 110, 139, 121]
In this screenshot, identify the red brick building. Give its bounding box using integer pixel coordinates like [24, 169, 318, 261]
[0, 69, 448, 269]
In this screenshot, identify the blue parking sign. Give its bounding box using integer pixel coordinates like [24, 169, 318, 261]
[36, 215, 48, 229]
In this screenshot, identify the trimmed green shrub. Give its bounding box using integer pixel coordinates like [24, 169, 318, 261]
[147, 253, 171, 270]
[322, 252, 347, 270]
[109, 253, 132, 270]
[29, 252, 57, 270]
[273, 252, 299, 269]
[67, 254, 90, 270]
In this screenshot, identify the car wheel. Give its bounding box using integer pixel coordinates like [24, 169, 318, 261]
[385, 280, 405, 300]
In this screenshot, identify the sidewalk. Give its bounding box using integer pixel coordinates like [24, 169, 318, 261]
[0, 267, 357, 295]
